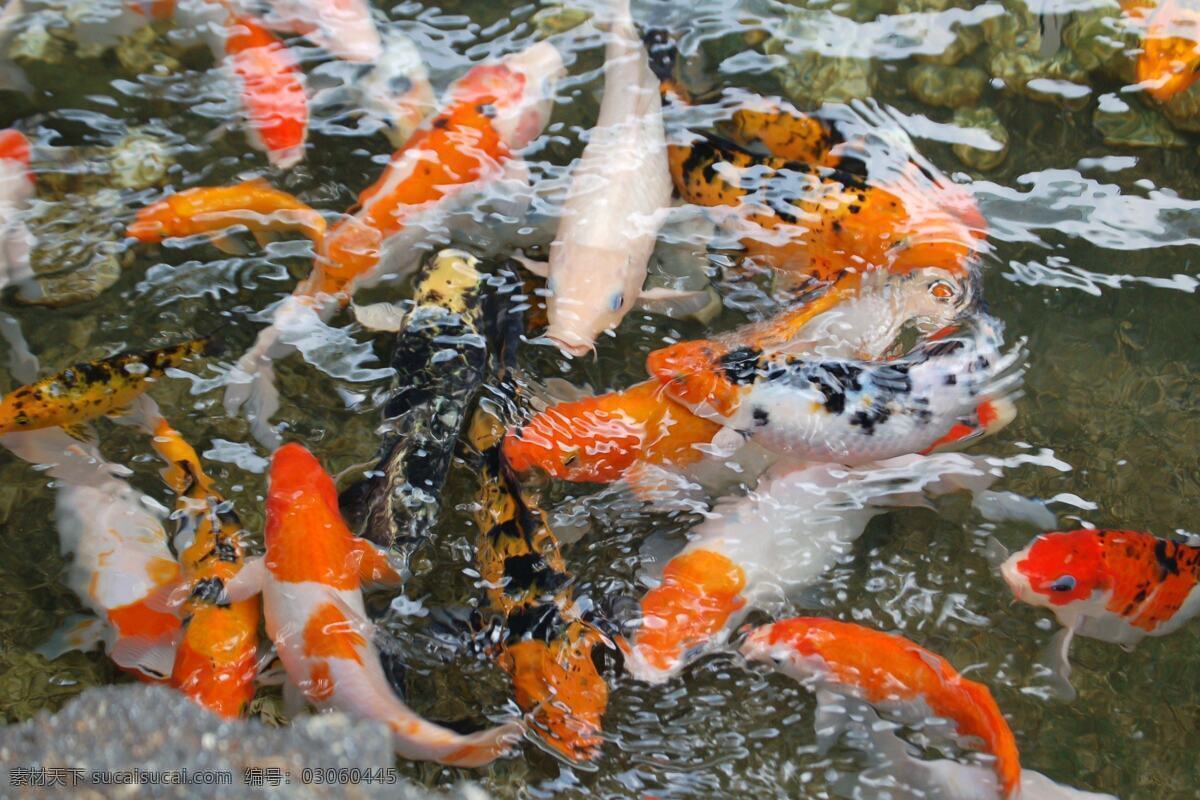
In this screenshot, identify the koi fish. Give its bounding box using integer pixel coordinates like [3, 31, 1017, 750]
[724, 102, 848, 167]
[741, 618, 1116, 800]
[224, 42, 563, 434]
[646, 315, 1021, 464]
[148, 417, 260, 718]
[356, 28, 436, 147]
[221, 12, 309, 169]
[668, 132, 983, 289]
[470, 403, 610, 761]
[1134, 0, 1200, 103]
[504, 267, 985, 486]
[0, 336, 218, 440]
[262, 0, 381, 62]
[520, 0, 674, 357]
[621, 453, 999, 683]
[1001, 529, 1200, 695]
[0, 128, 34, 294]
[40, 480, 183, 681]
[340, 250, 488, 560]
[226, 442, 521, 765]
[127, 178, 326, 254]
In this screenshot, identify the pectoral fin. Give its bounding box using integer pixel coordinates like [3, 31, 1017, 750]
[208, 232, 251, 256]
[513, 253, 550, 278]
[636, 286, 723, 324]
[352, 301, 408, 333]
[1036, 625, 1077, 701]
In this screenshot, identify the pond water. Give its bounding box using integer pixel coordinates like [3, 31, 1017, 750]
[0, 0, 1197, 797]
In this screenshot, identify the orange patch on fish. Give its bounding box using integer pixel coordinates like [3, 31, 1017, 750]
[1135, 0, 1200, 102]
[108, 598, 183, 641]
[645, 340, 750, 418]
[307, 660, 337, 703]
[632, 549, 747, 671]
[303, 603, 366, 663]
[225, 14, 308, 169]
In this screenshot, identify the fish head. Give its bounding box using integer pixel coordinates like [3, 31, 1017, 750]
[646, 339, 754, 418]
[1000, 530, 1109, 609]
[127, 201, 178, 242]
[360, 31, 437, 145]
[1137, 2, 1200, 103]
[452, 42, 564, 151]
[502, 399, 645, 482]
[545, 246, 646, 358]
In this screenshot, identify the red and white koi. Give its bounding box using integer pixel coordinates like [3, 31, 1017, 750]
[225, 42, 563, 440]
[1001, 529, 1200, 695]
[226, 443, 522, 765]
[0, 128, 34, 294]
[741, 618, 1116, 800]
[262, 0, 381, 62]
[621, 452, 999, 683]
[219, 11, 309, 169]
[647, 314, 1022, 465]
[522, 0, 674, 357]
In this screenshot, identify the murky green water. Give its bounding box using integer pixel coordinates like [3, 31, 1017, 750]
[1, 0, 1198, 797]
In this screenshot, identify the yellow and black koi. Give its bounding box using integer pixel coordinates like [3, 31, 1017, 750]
[0, 336, 220, 439]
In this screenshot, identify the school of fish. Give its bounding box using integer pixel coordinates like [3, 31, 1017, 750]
[0, 0, 1193, 796]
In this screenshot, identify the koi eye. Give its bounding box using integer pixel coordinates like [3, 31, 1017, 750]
[929, 279, 957, 301]
[1049, 575, 1076, 592]
[611, 292, 625, 312]
[563, 454, 579, 467]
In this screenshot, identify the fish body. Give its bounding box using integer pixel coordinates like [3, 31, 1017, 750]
[0, 128, 34, 293]
[1134, 0, 1200, 102]
[540, 0, 673, 356]
[1002, 529, 1200, 646]
[668, 133, 983, 287]
[316, 42, 564, 295]
[0, 337, 216, 438]
[150, 419, 260, 718]
[52, 481, 183, 680]
[342, 250, 488, 558]
[647, 316, 1019, 464]
[471, 403, 609, 761]
[263, 0, 381, 62]
[622, 453, 997, 683]
[223, 13, 309, 169]
[127, 179, 326, 250]
[742, 618, 1021, 798]
[246, 442, 520, 765]
[725, 102, 845, 166]
[357, 28, 436, 147]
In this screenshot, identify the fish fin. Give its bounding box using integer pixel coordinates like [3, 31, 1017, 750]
[0, 311, 39, 383]
[224, 353, 283, 450]
[418, 721, 524, 769]
[709, 426, 745, 458]
[1036, 625, 1077, 701]
[255, 655, 287, 687]
[635, 286, 723, 324]
[541, 377, 594, 403]
[36, 615, 110, 660]
[251, 228, 280, 248]
[1019, 769, 1119, 800]
[60, 422, 98, 445]
[208, 232, 251, 256]
[351, 537, 406, 588]
[352, 301, 407, 333]
[622, 462, 708, 515]
[513, 252, 549, 278]
[222, 556, 267, 603]
[107, 394, 165, 436]
[143, 577, 191, 615]
[812, 688, 852, 755]
[109, 631, 180, 681]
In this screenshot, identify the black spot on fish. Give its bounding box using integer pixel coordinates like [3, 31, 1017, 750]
[944, 374, 958, 386]
[432, 117, 448, 130]
[1155, 540, 1180, 579]
[192, 577, 226, 606]
[752, 406, 770, 427]
[506, 604, 565, 643]
[719, 347, 762, 385]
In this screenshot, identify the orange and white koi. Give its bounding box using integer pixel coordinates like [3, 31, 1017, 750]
[149, 418, 260, 718]
[0, 128, 34, 293]
[221, 12, 309, 169]
[523, 0, 674, 357]
[741, 618, 1116, 800]
[263, 0, 381, 62]
[127, 178, 326, 253]
[1001, 529, 1200, 693]
[1132, 0, 1200, 103]
[0, 336, 218, 440]
[40, 479, 183, 681]
[621, 452, 999, 683]
[225, 41, 563, 436]
[227, 442, 522, 765]
[647, 315, 1021, 465]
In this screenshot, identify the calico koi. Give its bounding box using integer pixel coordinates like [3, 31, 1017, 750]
[149, 418, 260, 718]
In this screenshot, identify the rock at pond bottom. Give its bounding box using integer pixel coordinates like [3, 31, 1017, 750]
[0, 685, 492, 800]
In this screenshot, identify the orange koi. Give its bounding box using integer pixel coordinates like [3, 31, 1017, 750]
[742, 618, 1022, 798]
[149, 419, 260, 718]
[127, 178, 326, 252]
[1134, 0, 1200, 102]
[227, 443, 521, 765]
[223, 12, 308, 169]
